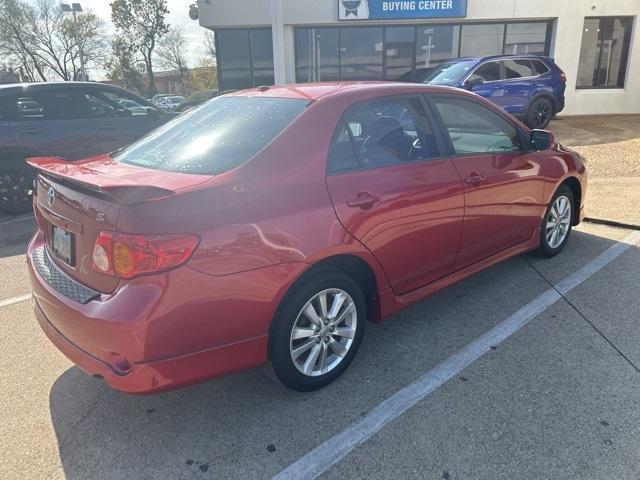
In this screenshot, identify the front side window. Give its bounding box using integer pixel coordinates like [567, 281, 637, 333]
[431, 96, 522, 155]
[577, 17, 633, 88]
[116, 96, 308, 175]
[328, 96, 439, 172]
[469, 62, 501, 83]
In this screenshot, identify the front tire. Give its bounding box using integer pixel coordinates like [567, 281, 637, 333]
[269, 268, 366, 391]
[535, 185, 574, 257]
[0, 161, 34, 215]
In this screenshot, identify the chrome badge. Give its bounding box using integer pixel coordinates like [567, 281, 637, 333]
[47, 187, 55, 207]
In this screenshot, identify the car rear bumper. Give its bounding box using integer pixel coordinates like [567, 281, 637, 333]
[27, 230, 301, 394]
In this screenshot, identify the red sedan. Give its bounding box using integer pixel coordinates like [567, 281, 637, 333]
[26, 83, 586, 393]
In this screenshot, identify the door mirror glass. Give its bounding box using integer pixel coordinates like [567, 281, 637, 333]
[530, 129, 553, 150]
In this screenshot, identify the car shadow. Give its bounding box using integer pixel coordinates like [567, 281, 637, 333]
[47, 227, 627, 479]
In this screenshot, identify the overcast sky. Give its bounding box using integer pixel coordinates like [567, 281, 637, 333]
[56, 1, 211, 77]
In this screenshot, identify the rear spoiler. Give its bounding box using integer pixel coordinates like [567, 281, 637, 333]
[26, 156, 175, 205]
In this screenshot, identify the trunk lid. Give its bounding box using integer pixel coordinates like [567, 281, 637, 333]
[28, 155, 211, 293]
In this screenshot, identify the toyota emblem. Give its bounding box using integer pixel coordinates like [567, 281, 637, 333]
[47, 187, 55, 207]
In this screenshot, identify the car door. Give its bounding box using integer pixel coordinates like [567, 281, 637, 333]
[466, 61, 508, 107]
[428, 94, 545, 270]
[0, 96, 15, 151]
[8, 89, 99, 160]
[497, 59, 538, 116]
[83, 87, 167, 153]
[325, 95, 464, 295]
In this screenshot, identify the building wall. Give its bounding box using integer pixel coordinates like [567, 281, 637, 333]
[199, 0, 640, 115]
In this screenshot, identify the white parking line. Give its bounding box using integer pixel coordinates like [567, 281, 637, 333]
[0, 214, 34, 226]
[0, 293, 32, 308]
[273, 230, 640, 480]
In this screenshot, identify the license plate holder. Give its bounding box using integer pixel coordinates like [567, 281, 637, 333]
[52, 225, 74, 266]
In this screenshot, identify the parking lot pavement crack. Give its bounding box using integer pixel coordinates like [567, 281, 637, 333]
[522, 254, 640, 375]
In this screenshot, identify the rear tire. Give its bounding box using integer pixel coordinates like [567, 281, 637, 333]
[269, 268, 366, 391]
[0, 160, 34, 215]
[526, 97, 553, 129]
[535, 185, 574, 257]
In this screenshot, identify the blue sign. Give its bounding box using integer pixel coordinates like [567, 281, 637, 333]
[339, 0, 468, 21]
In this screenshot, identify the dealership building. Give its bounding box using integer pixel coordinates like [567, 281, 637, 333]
[196, 0, 639, 115]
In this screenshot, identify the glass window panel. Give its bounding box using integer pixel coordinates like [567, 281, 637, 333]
[219, 70, 253, 91]
[502, 59, 535, 79]
[218, 30, 251, 71]
[117, 97, 309, 175]
[384, 26, 415, 80]
[416, 25, 460, 70]
[503, 22, 547, 54]
[250, 30, 274, 71]
[577, 17, 633, 88]
[340, 27, 384, 80]
[460, 24, 504, 57]
[432, 97, 522, 155]
[469, 61, 500, 82]
[295, 28, 339, 82]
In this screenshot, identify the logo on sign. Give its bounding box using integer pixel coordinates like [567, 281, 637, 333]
[47, 187, 55, 207]
[340, 0, 370, 19]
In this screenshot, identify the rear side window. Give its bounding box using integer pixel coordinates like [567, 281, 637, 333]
[116, 96, 308, 174]
[531, 60, 550, 75]
[502, 59, 535, 79]
[469, 61, 500, 82]
[431, 96, 522, 155]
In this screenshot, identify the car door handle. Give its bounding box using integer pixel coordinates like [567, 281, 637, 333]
[464, 174, 487, 186]
[347, 191, 380, 209]
[96, 125, 117, 130]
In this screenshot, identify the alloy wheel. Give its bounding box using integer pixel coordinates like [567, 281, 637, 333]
[545, 195, 571, 249]
[533, 102, 551, 128]
[289, 288, 358, 377]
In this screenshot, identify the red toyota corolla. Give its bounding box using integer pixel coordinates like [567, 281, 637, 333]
[27, 83, 586, 393]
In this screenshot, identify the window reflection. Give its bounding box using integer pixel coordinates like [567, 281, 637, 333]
[340, 27, 384, 80]
[577, 17, 633, 88]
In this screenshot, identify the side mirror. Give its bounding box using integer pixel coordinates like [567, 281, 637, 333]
[530, 129, 553, 151]
[464, 77, 484, 90]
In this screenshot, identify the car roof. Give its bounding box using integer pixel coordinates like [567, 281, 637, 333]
[225, 82, 466, 102]
[0, 81, 140, 97]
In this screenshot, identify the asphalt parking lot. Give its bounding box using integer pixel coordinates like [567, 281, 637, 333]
[1, 213, 640, 480]
[2, 115, 640, 480]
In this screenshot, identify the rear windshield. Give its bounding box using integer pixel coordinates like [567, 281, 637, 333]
[116, 96, 309, 174]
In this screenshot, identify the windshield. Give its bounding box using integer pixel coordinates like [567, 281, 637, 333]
[422, 60, 478, 85]
[116, 96, 309, 174]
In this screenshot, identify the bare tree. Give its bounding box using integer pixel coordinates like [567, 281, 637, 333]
[156, 24, 188, 87]
[0, 0, 108, 81]
[111, 0, 169, 96]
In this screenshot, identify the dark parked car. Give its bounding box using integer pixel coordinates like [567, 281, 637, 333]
[0, 82, 173, 214]
[27, 82, 586, 394]
[419, 55, 566, 129]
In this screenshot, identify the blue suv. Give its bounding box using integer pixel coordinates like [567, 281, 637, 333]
[420, 55, 566, 129]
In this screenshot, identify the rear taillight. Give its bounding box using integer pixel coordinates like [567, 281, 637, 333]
[558, 68, 567, 82]
[92, 232, 199, 279]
